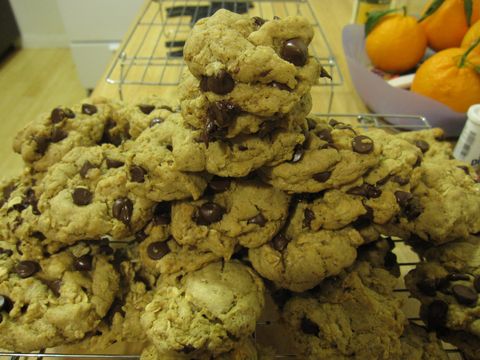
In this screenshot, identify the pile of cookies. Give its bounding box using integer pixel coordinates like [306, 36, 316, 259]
[1, 9, 480, 360]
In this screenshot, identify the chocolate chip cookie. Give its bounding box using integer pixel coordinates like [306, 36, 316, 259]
[282, 261, 405, 359]
[171, 178, 290, 259]
[0, 242, 120, 351]
[400, 323, 449, 360]
[396, 128, 452, 161]
[141, 260, 265, 358]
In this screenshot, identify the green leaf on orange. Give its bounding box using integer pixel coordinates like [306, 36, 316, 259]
[418, 0, 445, 22]
[464, 0, 473, 26]
[365, 8, 403, 37]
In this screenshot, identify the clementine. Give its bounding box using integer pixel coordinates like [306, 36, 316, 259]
[420, 0, 480, 51]
[365, 10, 427, 73]
[462, 19, 480, 55]
[411, 39, 480, 113]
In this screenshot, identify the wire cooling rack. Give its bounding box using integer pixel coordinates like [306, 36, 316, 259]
[105, 0, 342, 103]
[0, 115, 465, 359]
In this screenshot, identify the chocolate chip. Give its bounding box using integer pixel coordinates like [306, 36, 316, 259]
[384, 252, 397, 270]
[51, 108, 66, 123]
[401, 196, 422, 221]
[329, 119, 340, 127]
[347, 184, 382, 199]
[147, 241, 170, 260]
[413, 156, 422, 168]
[150, 117, 164, 127]
[130, 166, 146, 183]
[194, 202, 226, 225]
[64, 108, 75, 118]
[80, 161, 96, 178]
[306, 118, 317, 130]
[452, 285, 478, 305]
[316, 128, 333, 143]
[252, 16, 266, 27]
[474, 276, 480, 293]
[134, 230, 147, 242]
[457, 166, 470, 175]
[446, 273, 470, 282]
[81, 104, 97, 115]
[392, 176, 410, 186]
[271, 233, 289, 251]
[45, 279, 62, 296]
[291, 145, 305, 163]
[281, 38, 308, 66]
[153, 202, 171, 225]
[74, 254, 93, 271]
[139, 104, 155, 114]
[72, 188, 93, 206]
[415, 140, 430, 153]
[426, 300, 448, 330]
[112, 197, 133, 225]
[15, 260, 40, 278]
[31, 231, 46, 241]
[303, 208, 315, 229]
[247, 213, 267, 227]
[270, 81, 290, 91]
[0, 295, 13, 313]
[106, 158, 124, 168]
[436, 277, 450, 293]
[207, 101, 240, 126]
[34, 135, 50, 154]
[417, 279, 437, 296]
[99, 244, 114, 255]
[1, 183, 16, 207]
[313, 171, 331, 183]
[300, 317, 319, 336]
[320, 67, 332, 80]
[50, 128, 68, 143]
[238, 145, 248, 151]
[104, 298, 125, 326]
[180, 345, 196, 354]
[394, 191, 413, 208]
[208, 177, 231, 193]
[352, 135, 374, 154]
[0, 248, 13, 257]
[200, 70, 235, 95]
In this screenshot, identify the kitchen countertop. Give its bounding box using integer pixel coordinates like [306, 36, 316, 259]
[92, 0, 368, 115]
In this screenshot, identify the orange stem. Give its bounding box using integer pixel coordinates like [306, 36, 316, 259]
[459, 37, 480, 68]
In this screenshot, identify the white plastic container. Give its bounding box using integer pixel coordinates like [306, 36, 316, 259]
[453, 104, 480, 172]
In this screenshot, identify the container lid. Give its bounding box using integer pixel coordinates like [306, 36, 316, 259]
[468, 104, 480, 126]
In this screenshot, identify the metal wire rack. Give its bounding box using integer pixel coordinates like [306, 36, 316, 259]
[105, 0, 342, 105]
[0, 115, 465, 360]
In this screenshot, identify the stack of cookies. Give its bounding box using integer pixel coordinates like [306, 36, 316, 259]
[0, 8, 479, 360]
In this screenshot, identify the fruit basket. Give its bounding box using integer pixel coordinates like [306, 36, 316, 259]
[342, 24, 467, 137]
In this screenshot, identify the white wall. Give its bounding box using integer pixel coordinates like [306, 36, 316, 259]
[8, 0, 68, 48]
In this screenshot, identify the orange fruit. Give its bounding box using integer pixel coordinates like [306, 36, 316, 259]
[366, 13, 427, 73]
[411, 44, 480, 113]
[420, 0, 480, 51]
[462, 19, 480, 55]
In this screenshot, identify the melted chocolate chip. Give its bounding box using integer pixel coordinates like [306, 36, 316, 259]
[426, 300, 448, 330]
[139, 104, 155, 114]
[208, 177, 231, 193]
[104, 298, 125, 326]
[384, 252, 398, 271]
[415, 140, 430, 153]
[270, 81, 290, 91]
[81, 104, 97, 115]
[291, 145, 305, 163]
[31, 231, 46, 241]
[320, 67, 332, 80]
[281, 38, 308, 66]
[413, 156, 422, 168]
[74, 254, 93, 271]
[194, 202, 226, 225]
[392, 176, 410, 186]
[474, 276, 480, 293]
[112, 198, 133, 225]
[352, 135, 374, 154]
[347, 184, 382, 199]
[313, 171, 331, 183]
[80, 161, 96, 178]
[50, 128, 68, 143]
[394, 191, 413, 208]
[329, 119, 340, 127]
[15, 260, 40, 278]
[99, 244, 114, 255]
[0, 295, 13, 313]
[150, 117, 164, 127]
[401, 196, 422, 221]
[316, 128, 333, 143]
[153, 202, 171, 225]
[0, 248, 13, 257]
[207, 101, 240, 126]
[452, 285, 478, 305]
[303, 208, 315, 229]
[106, 158, 124, 168]
[248, 213, 267, 227]
[51, 108, 66, 123]
[180, 345, 196, 354]
[45, 279, 62, 296]
[306, 118, 317, 130]
[271, 233, 290, 251]
[72, 188, 93, 206]
[300, 317, 319, 336]
[417, 279, 437, 296]
[64, 108, 75, 119]
[1, 183, 16, 207]
[200, 70, 235, 95]
[457, 166, 470, 175]
[147, 241, 170, 260]
[34, 135, 50, 154]
[446, 273, 470, 282]
[252, 16, 266, 27]
[130, 166, 146, 183]
[353, 206, 374, 229]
